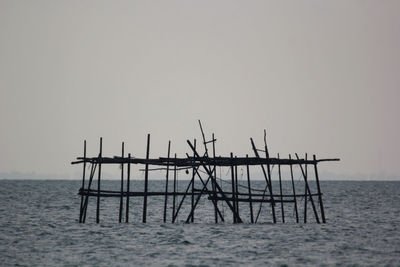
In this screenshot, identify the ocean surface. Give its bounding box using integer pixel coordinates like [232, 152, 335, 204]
[0, 179, 399, 266]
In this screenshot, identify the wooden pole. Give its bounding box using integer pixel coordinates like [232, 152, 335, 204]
[289, 154, 299, 223]
[190, 165, 225, 222]
[96, 137, 102, 224]
[264, 132, 277, 224]
[172, 153, 177, 223]
[185, 173, 212, 223]
[198, 120, 208, 156]
[246, 155, 254, 223]
[278, 153, 285, 223]
[163, 141, 171, 223]
[126, 153, 131, 223]
[82, 162, 97, 223]
[313, 154, 326, 223]
[173, 171, 195, 222]
[142, 134, 150, 223]
[250, 138, 276, 223]
[187, 140, 242, 223]
[230, 153, 236, 223]
[79, 140, 86, 223]
[234, 157, 240, 222]
[264, 130, 273, 187]
[212, 133, 218, 224]
[119, 142, 124, 223]
[295, 153, 320, 223]
[191, 139, 196, 223]
[304, 153, 308, 223]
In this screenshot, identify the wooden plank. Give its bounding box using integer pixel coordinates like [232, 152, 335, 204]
[72, 156, 340, 167]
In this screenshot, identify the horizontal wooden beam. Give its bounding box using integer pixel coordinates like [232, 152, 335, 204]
[72, 156, 340, 167]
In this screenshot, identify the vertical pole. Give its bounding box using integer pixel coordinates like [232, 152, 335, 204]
[119, 142, 124, 223]
[172, 153, 177, 223]
[289, 154, 299, 223]
[83, 162, 97, 223]
[230, 153, 236, 223]
[163, 141, 171, 223]
[234, 157, 239, 222]
[96, 137, 102, 224]
[245, 155, 254, 223]
[313, 155, 326, 223]
[142, 134, 150, 223]
[126, 153, 131, 223]
[79, 140, 86, 223]
[295, 153, 320, 223]
[304, 153, 308, 223]
[191, 139, 196, 223]
[250, 137, 276, 223]
[263, 131, 277, 223]
[266, 155, 276, 224]
[212, 133, 218, 223]
[278, 153, 285, 223]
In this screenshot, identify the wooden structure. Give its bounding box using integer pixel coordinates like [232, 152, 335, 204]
[72, 121, 339, 224]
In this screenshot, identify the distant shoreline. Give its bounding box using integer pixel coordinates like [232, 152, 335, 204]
[0, 178, 399, 182]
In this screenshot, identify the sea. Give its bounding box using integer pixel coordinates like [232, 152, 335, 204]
[0, 179, 399, 266]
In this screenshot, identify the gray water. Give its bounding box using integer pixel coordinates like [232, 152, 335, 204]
[0, 180, 399, 266]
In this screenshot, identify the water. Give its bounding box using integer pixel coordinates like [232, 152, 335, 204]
[0, 180, 399, 266]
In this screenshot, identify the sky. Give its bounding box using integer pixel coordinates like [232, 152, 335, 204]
[0, 0, 399, 179]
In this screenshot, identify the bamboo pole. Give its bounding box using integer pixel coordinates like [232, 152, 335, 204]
[172, 153, 177, 223]
[163, 141, 171, 223]
[230, 153, 236, 223]
[189, 164, 225, 222]
[212, 133, 218, 224]
[185, 172, 212, 223]
[295, 153, 320, 223]
[119, 142, 124, 223]
[173, 172, 194, 222]
[304, 153, 308, 223]
[250, 138, 276, 223]
[83, 162, 97, 223]
[79, 140, 86, 223]
[126, 153, 131, 223]
[264, 132, 276, 224]
[186, 140, 242, 223]
[313, 154, 326, 223]
[96, 137, 102, 224]
[289, 154, 299, 223]
[278, 153, 285, 223]
[191, 139, 196, 223]
[235, 157, 240, 222]
[142, 134, 150, 223]
[246, 155, 254, 223]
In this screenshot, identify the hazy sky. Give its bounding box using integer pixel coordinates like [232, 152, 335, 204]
[0, 1, 399, 179]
